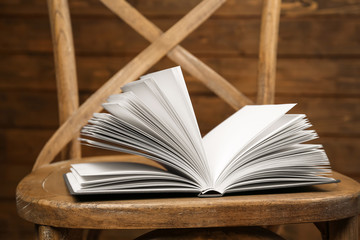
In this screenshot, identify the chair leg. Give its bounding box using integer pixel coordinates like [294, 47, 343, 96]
[84, 229, 102, 240]
[316, 216, 359, 240]
[328, 215, 358, 240]
[36, 225, 83, 240]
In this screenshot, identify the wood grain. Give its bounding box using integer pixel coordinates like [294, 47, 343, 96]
[2, 55, 360, 96]
[2, 17, 360, 56]
[101, 0, 252, 109]
[2, 135, 360, 200]
[256, 0, 281, 104]
[2, 92, 359, 136]
[3, 0, 360, 239]
[33, 0, 226, 170]
[1, 0, 359, 16]
[3, 129, 360, 168]
[37, 225, 83, 240]
[16, 158, 360, 229]
[47, 0, 81, 160]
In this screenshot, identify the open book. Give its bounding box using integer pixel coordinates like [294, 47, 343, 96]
[64, 66, 338, 197]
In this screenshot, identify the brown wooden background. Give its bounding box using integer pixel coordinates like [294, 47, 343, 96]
[1, 0, 360, 239]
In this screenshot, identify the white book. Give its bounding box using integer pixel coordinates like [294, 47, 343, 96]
[64, 66, 338, 197]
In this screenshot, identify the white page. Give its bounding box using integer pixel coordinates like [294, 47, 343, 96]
[140, 67, 207, 165]
[125, 67, 210, 186]
[121, 79, 199, 168]
[71, 162, 168, 176]
[203, 104, 296, 180]
[65, 172, 200, 195]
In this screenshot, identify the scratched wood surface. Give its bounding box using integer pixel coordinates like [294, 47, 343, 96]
[1, 0, 360, 239]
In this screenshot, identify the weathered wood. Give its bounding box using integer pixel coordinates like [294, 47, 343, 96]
[3, 128, 360, 169]
[2, 92, 359, 136]
[16, 158, 360, 229]
[101, 0, 252, 109]
[33, 0, 226, 170]
[2, 134, 360, 200]
[3, 17, 360, 56]
[47, 0, 81, 160]
[1, 0, 360, 17]
[4, 0, 360, 239]
[2, 55, 360, 96]
[0, 199, 148, 240]
[37, 225, 83, 240]
[257, 0, 281, 104]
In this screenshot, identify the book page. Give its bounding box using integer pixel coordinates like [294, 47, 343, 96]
[203, 104, 296, 180]
[124, 67, 211, 186]
[65, 162, 201, 195]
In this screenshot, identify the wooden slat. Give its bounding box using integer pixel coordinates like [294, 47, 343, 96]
[2, 128, 359, 175]
[2, 17, 360, 56]
[102, 0, 251, 110]
[256, 0, 281, 104]
[33, 0, 227, 170]
[2, 55, 360, 96]
[1, 92, 359, 136]
[0, 128, 114, 165]
[47, 0, 81, 159]
[1, 0, 360, 16]
[192, 96, 360, 136]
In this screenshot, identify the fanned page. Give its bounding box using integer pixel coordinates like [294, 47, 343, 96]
[203, 106, 338, 194]
[203, 104, 296, 180]
[65, 66, 338, 196]
[65, 162, 200, 195]
[74, 66, 211, 195]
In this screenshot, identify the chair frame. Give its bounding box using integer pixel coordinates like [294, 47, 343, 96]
[16, 0, 360, 239]
[34, 0, 280, 170]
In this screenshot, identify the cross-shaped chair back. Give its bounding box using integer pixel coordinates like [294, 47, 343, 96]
[33, 0, 281, 170]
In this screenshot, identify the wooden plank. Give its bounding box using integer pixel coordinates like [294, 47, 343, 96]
[2, 17, 360, 55]
[2, 129, 360, 175]
[0, 128, 114, 165]
[33, 0, 227, 170]
[102, 0, 252, 110]
[2, 55, 360, 96]
[1, 92, 359, 135]
[1, 0, 359, 16]
[316, 137, 360, 176]
[192, 96, 360, 136]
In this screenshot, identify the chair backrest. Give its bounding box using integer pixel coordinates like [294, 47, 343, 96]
[33, 0, 281, 171]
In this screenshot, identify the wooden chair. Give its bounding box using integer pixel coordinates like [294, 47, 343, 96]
[16, 0, 360, 239]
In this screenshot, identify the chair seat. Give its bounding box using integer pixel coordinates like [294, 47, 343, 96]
[16, 155, 360, 230]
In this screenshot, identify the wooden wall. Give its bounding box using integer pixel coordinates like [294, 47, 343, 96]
[1, 0, 360, 239]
